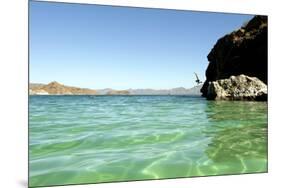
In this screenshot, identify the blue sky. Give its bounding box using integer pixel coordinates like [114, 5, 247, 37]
[29, 1, 253, 89]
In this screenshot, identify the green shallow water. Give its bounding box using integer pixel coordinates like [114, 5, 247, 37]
[29, 95, 267, 187]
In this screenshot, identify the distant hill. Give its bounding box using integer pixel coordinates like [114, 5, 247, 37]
[30, 81, 97, 95]
[128, 85, 202, 95]
[29, 81, 202, 95]
[182, 85, 203, 95]
[95, 88, 130, 95]
[106, 90, 130, 95]
[128, 88, 170, 95]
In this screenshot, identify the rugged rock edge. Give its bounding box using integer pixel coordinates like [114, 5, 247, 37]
[201, 15, 268, 101]
[206, 74, 267, 101]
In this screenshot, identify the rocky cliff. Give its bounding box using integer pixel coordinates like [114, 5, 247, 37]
[201, 15, 267, 99]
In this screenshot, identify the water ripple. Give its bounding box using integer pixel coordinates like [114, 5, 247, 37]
[29, 96, 267, 187]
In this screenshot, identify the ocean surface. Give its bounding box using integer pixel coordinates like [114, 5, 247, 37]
[29, 95, 267, 187]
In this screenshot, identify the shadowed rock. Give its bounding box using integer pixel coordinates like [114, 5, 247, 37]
[201, 15, 268, 100]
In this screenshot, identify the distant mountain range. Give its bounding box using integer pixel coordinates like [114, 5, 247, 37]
[29, 81, 202, 95]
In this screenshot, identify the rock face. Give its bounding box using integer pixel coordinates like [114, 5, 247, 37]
[206, 74, 267, 101]
[201, 15, 268, 99]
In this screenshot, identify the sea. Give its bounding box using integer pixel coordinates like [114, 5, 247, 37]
[29, 95, 267, 187]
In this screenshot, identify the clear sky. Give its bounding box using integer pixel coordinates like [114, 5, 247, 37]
[29, 1, 253, 89]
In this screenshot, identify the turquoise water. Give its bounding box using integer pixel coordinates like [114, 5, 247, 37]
[29, 96, 267, 187]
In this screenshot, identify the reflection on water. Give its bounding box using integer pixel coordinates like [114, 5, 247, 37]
[203, 101, 267, 174]
[29, 96, 267, 187]
[205, 101, 267, 121]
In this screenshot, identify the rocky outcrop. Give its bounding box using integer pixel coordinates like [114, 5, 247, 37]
[201, 15, 267, 100]
[206, 74, 267, 101]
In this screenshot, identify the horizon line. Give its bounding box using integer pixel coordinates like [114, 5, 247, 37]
[29, 81, 202, 90]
